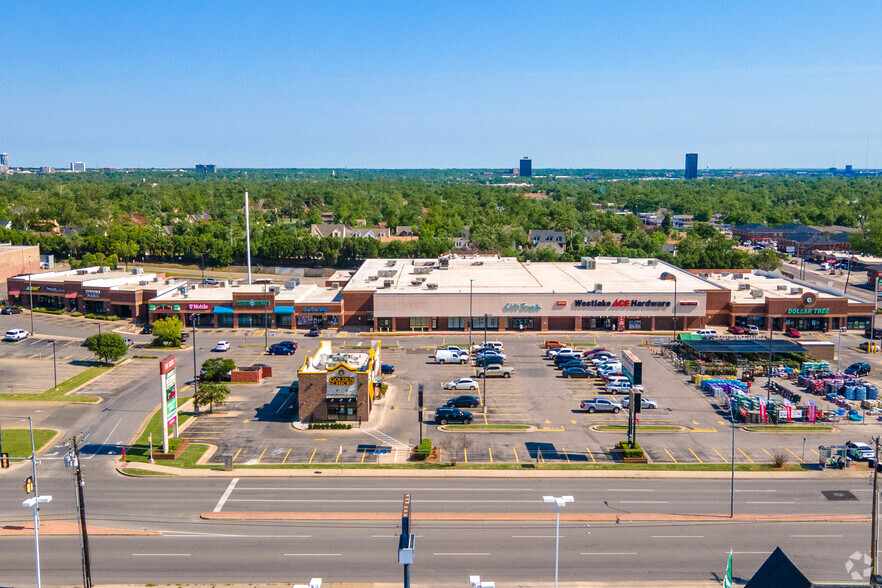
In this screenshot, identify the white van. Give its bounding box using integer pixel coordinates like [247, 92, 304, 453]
[695, 329, 718, 339]
[747, 325, 760, 335]
[4, 329, 29, 342]
[434, 349, 468, 364]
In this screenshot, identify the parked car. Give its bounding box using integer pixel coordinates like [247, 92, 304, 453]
[123, 338, 134, 347]
[865, 327, 882, 339]
[598, 365, 624, 379]
[844, 362, 871, 377]
[580, 398, 622, 413]
[695, 329, 718, 339]
[439, 345, 469, 355]
[547, 347, 573, 358]
[846, 441, 875, 461]
[474, 355, 504, 367]
[306, 327, 321, 337]
[563, 366, 594, 378]
[203, 277, 219, 285]
[544, 340, 566, 349]
[4, 328, 28, 342]
[747, 325, 760, 335]
[784, 327, 801, 338]
[557, 359, 586, 371]
[1, 307, 22, 315]
[605, 375, 631, 387]
[621, 396, 658, 409]
[381, 364, 395, 374]
[434, 407, 473, 425]
[213, 341, 231, 352]
[554, 353, 584, 366]
[434, 349, 468, 364]
[278, 340, 298, 351]
[479, 364, 513, 378]
[727, 325, 745, 335]
[180, 331, 190, 342]
[442, 378, 479, 391]
[476, 348, 506, 360]
[141, 325, 153, 334]
[606, 380, 633, 394]
[268, 343, 296, 355]
[445, 394, 480, 408]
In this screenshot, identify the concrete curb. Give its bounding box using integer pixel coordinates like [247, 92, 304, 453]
[0, 521, 159, 536]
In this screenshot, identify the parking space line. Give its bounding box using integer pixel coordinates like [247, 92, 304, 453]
[810, 448, 820, 457]
[488, 448, 493, 463]
[63, 340, 77, 347]
[712, 448, 728, 463]
[334, 450, 341, 464]
[463, 449, 468, 464]
[586, 447, 596, 463]
[761, 448, 775, 461]
[562, 448, 570, 463]
[283, 449, 291, 463]
[785, 448, 804, 463]
[61, 355, 72, 361]
[664, 448, 678, 463]
[256, 448, 267, 463]
[232, 448, 242, 462]
[513, 447, 519, 463]
[738, 448, 754, 463]
[688, 448, 703, 463]
[9, 353, 22, 359]
[308, 448, 317, 464]
[361, 450, 367, 464]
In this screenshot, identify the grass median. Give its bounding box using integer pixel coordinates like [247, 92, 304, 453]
[445, 424, 532, 431]
[0, 429, 57, 458]
[125, 396, 206, 467]
[595, 425, 682, 432]
[0, 365, 108, 403]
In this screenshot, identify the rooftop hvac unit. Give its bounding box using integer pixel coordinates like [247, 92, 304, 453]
[410, 280, 422, 286]
[777, 285, 788, 291]
[581, 257, 596, 270]
[414, 266, 432, 274]
[139, 280, 148, 286]
[732, 273, 743, 279]
[385, 260, 396, 267]
[99, 266, 111, 273]
[222, 280, 229, 288]
[132, 267, 144, 275]
[790, 287, 803, 294]
[594, 283, 603, 292]
[471, 261, 484, 266]
[366, 275, 378, 281]
[750, 289, 764, 298]
[284, 279, 299, 289]
[738, 283, 751, 291]
[383, 279, 395, 288]
[426, 283, 439, 290]
[700, 273, 710, 278]
[270, 286, 280, 294]
[153, 276, 161, 282]
[647, 259, 658, 266]
[378, 269, 396, 278]
[76, 269, 89, 275]
[721, 272, 730, 277]
[231, 280, 238, 286]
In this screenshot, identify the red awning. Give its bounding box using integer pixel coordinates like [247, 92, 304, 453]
[7, 290, 20, 296]
[65, 292, 77, 299]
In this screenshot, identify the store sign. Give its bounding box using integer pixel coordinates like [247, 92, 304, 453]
[84, 289, 101, 298]
[786, 308, 829, 315]
[327, 366, 357, 398]
[149, 304, 180, 311]
[187, 303, 210, 311]
[503, 302, 542, 312]
[303, 306, 330, 313]
[236, 299, 269, 306]
[26, 286, 40, 291]
[574, 299, 672, 309]
[44, 286, 64, 293]
[159, 355, 177, 427]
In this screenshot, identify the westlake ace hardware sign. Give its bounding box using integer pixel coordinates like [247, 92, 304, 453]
[158, 355, 178, 453]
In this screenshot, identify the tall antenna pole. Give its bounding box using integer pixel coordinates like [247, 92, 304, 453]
[872, 435, 879, 586]
[245, 190, 252, 285]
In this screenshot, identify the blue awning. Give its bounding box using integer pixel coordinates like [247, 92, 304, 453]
[274, 306, 294, 315]
[213, 306, 234, 314]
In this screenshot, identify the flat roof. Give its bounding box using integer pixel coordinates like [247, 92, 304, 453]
[149, 283, 342, 304]
[0, 244, 39, 253]
[683, 339, 806, 354]
[300, 341, 369, 373]
[12, 267, 164, 288]
[703, 270, 861, 303]
[345, 256, 724, 295]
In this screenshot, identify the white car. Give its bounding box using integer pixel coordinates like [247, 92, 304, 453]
[442, 378, 480, 391]
[547, 347, 573, 358]
[591, 355, 618, 366]
[598, 363, 624, 377]
[621, 396, 659, 409]
[213, 341, 231, 352]
[439, 345, 469, 356]
[4, 329, 29, 342]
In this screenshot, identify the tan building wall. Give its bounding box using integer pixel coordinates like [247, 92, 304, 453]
[0, 245, 40, 284]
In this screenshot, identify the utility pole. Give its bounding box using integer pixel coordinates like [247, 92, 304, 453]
[69, 436, 92, 588]
[191, 314, 198, 413]
[872, 435, 880, 586]
[767, 322, 773, 403]
[730, 413, 736, 518]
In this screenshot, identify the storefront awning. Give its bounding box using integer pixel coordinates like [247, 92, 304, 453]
[274, 306, 294, 314]
[682, 339, 806, 354]
[65, 292, 77, 299]
[7, 290, 20, 296]
[213, 306, 234, 314]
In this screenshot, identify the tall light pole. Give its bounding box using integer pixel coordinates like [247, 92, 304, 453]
[51, 340, 57, 389]
[244, 190, 252, 285]
[468, 279, 474, 351]
[543, 495, 573, 588]
[190, 314, 199, 413]
[672, 275, 678, 338]
[837, 327, 847, 372]
[264, 281, 269, 350]
[17, 416, 51, 588]
[28, 273, 35, 335]
[483, 313, 489, 414]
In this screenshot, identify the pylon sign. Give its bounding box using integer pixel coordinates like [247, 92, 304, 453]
[159, 355, 177, 427]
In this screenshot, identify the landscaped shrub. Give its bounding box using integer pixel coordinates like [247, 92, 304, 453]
[617, 440, 645, 459]
[307, 422, 353, 430]
[33, 307, 65, 315]
[416, 438, 432, 458]
[70, 311, 83, 317]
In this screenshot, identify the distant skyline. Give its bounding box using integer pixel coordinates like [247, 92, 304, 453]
[2, 1, 881, 169]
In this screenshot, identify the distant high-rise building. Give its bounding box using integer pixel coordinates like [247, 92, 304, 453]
[0, 153, 7, 173]
[519, 157, 532, 177]
[40, 166, 55, 174]
[845, 164, 854, 174]
[195, 164, 216, 174]
[685, 153, 698, 179]
[71, 161, 85, 172]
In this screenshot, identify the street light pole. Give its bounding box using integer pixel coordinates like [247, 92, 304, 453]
[767, 321, 773, 403]
[51, 341, 57, 389]
[190, 314, 198, 413]
[29, 273, 35, 335]
[468, 279, 474, 351]
[838, 327, 846, 372]
[264, 282, 269, 350]
[543, 495, 574, 588]
[483, 313, 488, 414]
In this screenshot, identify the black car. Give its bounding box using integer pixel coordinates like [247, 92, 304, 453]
[434, 406, 474, 425]
[445, 394, 480, 408]
[278, 340, 298, 351]
[306, 327, 320, 337]
[474, 355, 504, 367]
[1, 307, 22, 315]
[141, 325, 153, 334]
[866, 327, 882, 339]
[268, 344, 296, 355]
[180, 331, 190, 342]
[381, 364, 395, 374]
[845, 362, 871, 377]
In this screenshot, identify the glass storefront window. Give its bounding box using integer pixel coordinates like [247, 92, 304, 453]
[734, 316, 765, 327]
[276, 314, 292, 328]
[473, 316, 498, 329]
[848, 316, 871, 329]
[377, 317, 392, 330]
[448, 317, 466, 330]
[410, 317, 431, 330]
[217, 314, 234, 328]
[326, 398, 357, 421]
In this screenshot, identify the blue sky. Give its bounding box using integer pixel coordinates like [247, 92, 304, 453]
[2, 1, 881, 169]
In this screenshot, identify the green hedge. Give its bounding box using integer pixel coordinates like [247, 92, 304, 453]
[83, 313, 121, 321]
[33, 307, 65, 315]
[70, 311, 83, 317]
[308, 422, 353, 430]
[617, 440, 645, 459]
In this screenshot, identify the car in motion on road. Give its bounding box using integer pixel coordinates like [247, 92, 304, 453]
[442, 378, 479, 391]
[268, 343, 296, 355]
[203, 277, 219, 285]
[381, 364, 395, 374]
[445, 394, 480, 408]
[4, 328, 29, 342]
[846, 441, 875, 461]
[434, 406, 473, 424]
[580, 398, 622, 413]
[213, 341, 231, 352]
[1, 306, 22, 315]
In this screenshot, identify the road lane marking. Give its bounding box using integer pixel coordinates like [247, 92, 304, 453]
[283, 553, 341, 557]
[651, 536, 704, 539]
[785, 448, 804, 463]
[620, 501, 669, 504]
[664, 448, 678, 463]
[734, 490, 776, 493]
[165, 532, 310, 538]
[582, 552, 637, 556]
[133, 553, 191, 557]
[790, 534, 842, 538]
[226, 499, 542, 503]
[283, 449, 291, 464]
[512, 535, 561, 538]
[712, 448, 728, 463]
[688, 448, 703, 463]
[213, 478, 239, 512]
[256, 448, 267, 463]
[308, 448, 317, 463]
[608, 489, 654, 492]
[433, 553, 490, 556]
[232, 448, 242, 462]
[738, 448, 754, 463]
[587, 447, 596, 463]
[746, 501, 795, 504]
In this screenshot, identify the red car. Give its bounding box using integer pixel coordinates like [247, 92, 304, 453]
[784, 327, 801, 338]
[727, 326, 745, 335]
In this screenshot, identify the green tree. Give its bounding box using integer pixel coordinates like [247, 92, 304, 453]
[152, 316, 184, 347]
[194, 381, 231, 413]
[201, 358, 236, 381]
[83, 333, 128, 363]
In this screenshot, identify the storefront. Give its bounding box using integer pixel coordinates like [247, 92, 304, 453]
[730, 292, 874, 332]
[297, 341, 381, 424]
[295, 305, 340, 329]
